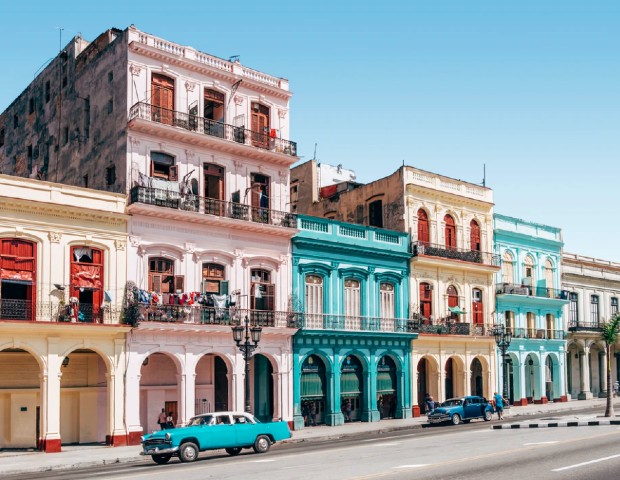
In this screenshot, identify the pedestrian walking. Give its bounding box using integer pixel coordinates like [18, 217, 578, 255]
[308, 401, 317, 426]
[165, 411, 174, 429]
[424, 394, 435, 416]
[493, 392, 504, 420]
[343, 399, 353, 422]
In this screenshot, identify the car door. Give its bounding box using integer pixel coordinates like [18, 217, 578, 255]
[463, 398, 479, 419]
[207, 414, 237, 449]
[233, 414, 256, 446]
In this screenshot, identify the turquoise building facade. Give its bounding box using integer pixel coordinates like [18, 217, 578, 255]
[292, 216, 416, 429]
[494, 214, 568, 405]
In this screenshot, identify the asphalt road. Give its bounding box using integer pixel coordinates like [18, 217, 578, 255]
[9, 408, 620, 480]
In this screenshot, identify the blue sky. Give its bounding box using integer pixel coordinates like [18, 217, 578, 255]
[2, 1, 619, 261]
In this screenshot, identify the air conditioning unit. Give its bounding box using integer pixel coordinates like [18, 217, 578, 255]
[425, 285, 434, 291]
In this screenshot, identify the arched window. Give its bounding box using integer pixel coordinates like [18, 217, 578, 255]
[544, 258, 554, 293]
[202, 263, 226, 295]
[502, 251, 514, 284]
[472, 288, 483, 325]
[70, 246, 104, 322]
[0, 238, 36, 320]
[447, 285, 459, 320]
[470, 219, 481, 251]
[151, 73, 174, 125]
[591, 295, 599, 324]
[344, 279, 361, 318]
[419, 282, 433, 320]
[251, 102, 270, 148]
[149, 257, 177, 294]
[504, 311, 515, 334]
[523, 255, 535, 286]
[150, 151, 176, 181]
[417, 209, 429, 245]
[526, 312, 536, 337]
[251, 269, 274, 311]
[444, 214, 456, 249]
[380, 282, 395, 319]
[305, 275, 323, 315]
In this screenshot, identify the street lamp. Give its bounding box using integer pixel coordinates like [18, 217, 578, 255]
[232, 316, 262, 413]
[494, 324, 512, 400]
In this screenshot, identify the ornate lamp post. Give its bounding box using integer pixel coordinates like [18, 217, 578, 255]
[232, 316, 262, 413]
[494, 324, 512, 400]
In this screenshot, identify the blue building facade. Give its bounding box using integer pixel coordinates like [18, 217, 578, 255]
[494, 214, 568, 405]
[292, 216, 416, 429]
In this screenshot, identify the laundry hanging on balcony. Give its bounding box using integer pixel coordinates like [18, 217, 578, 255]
[448, 306, 466, 315]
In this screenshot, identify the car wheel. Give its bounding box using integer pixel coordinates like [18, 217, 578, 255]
[484, 410, 493, 421]
[152, 454, 172, 465]
[179, 442, 199, 463]
[226, 447, 242, 456]
[463, 419, 471, 424]
[253, 435, 271, 454]
[451, 414, 462, 425]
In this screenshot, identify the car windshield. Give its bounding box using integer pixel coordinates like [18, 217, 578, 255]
[187, 415, 213, 426]
[442, 399, 463, 407]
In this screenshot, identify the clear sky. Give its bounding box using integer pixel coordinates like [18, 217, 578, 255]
[2, 1, 619, 261]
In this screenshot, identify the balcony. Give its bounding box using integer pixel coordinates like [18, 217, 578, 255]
[297, 313, 411, 333]
[129, 185, 297, 229]
[128, 102, 297, 158]
[568, 321, 604, 333]
[407, 317, 494, 336]
[133, 303, 300, 329]
[0, 299, 122, 324]
[412, 242, 500, 268]
[509, 327, 566, 340]
[496, 283, 568, 300]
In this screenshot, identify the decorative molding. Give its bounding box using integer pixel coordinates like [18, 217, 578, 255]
[129, 137, 141, 148]
[129, 235, 141, 247]
[115, 240, 126, 251]
[129, 64, 142, 76]
[184, 81, 197, 92]
[185, 242, 196, 254]
[185, 149, 195, 159]
[161, 64, 170, 72]
[48, 231, 62, 243]
[277, 109, 287, 119]
[234, 95, 244, 106]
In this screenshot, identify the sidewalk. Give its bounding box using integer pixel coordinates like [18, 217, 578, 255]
[2, 397, 618, 476]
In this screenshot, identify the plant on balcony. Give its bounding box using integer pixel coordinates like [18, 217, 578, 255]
[601, 314, 620, 417]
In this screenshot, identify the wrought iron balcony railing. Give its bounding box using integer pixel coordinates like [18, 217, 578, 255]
[133, 303, 300, 328]
[407, 318, 494, 336]
[129, 185, 297, 228]
[128, 102, 297, 157]
[568, 321, 604, 332]
[0, 299, 121, 324]
[496, 283, 568, 300]
[298, 313, 411, 333]
[509, 327, 566, 340]
[412, 242, 500, 267]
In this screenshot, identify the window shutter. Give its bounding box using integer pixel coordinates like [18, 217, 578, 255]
[174, 275, 184, 293]
[219, 280, 229, 295]
[267, 284, 275, 311]
[169, 165, 178, 181]
[151, 274, 162, 293]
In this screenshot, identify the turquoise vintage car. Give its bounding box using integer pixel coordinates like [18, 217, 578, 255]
[427, 396, 494, 425]
[141, 411, 292, 464]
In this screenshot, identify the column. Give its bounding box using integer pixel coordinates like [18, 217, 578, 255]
[366, 352, 379, 422]
[41, 358, 62, 452]
[292, 351, 305, 430]
[125, 368, 143, 445]
[109, 339, 128, 446]
[578, 346, 593, 400]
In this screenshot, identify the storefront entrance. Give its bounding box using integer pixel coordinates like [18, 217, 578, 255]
[340, 355, 363, 422]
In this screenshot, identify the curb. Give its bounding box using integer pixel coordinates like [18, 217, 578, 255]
[5, 456, 145, 476]
[492, 419, 620, 429]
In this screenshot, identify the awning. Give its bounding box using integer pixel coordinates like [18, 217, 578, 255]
[448, 306, 466, 315]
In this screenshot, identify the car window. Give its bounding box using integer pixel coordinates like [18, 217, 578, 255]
[443, 399, 463, 407]
[233, 415, 247, 424]
[216, 415, 231, 425]
[188, 415, 214, 426]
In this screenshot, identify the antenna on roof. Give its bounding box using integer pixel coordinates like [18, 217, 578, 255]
[313, 143, 318, 163]
[482, 163, 486, 187]
[228, 55, 240, 62]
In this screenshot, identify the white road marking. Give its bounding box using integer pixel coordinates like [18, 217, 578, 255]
[250, 459, 277, 463]
[552, 453, 620, 472]
[524, 441, 559, 445]
[373, 442, 401, 447]
[393, 464, 429, 469]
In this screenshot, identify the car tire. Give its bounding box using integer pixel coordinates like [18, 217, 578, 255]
[179, 442, 199, 463]
[226, 447, 242, 456]
[253, 435, 271, 454]
[484, 410, 492, 421]
[463, 419, 471, 424]
[152, 454, 172, 465]
[451, 414, 461, 425]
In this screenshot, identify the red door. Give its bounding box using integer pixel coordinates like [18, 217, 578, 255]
[447, 285, 458, 320]
[70, 247, 103, 322]
[444, 215, 456, 249]
[0, 239, 36, 321]
[419, 283, 432, 320]
[470, 220, 481, 251]
[472, 289, 483, 325]
[417, 209, 429, 246]
[251, 102, 270, 148]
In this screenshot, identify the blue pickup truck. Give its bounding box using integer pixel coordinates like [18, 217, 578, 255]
[141, 411, 292, 464]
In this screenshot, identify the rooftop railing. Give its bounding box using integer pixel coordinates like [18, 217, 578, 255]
[412, 242, 500, 267]
[128, 102, 297, 157]
[568, 321, 604, 332]
[496, 283, 568, 300]
[129, 185, 297, 228]
[509, 327, 566, 340]
[0, 299, 121, 324]
[407, 318, 495, 336]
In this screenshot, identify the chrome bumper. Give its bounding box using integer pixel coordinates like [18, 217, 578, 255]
[141, 445, 179, 456]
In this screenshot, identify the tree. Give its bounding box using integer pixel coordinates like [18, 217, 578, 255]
[600, 314, 620, 417]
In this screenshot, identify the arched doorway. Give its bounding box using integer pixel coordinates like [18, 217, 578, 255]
[340, 355, 363, 422]
[376, 355, 397, 419]
[140, 352, 179, 432]
[470, 358, 483, 396]
[445, 358, 455, 399]
[300, 354, 326, 426]
[417, 358, 428, 413]
[525, 354, 537, 402]
[70, 246, 104, 323]
[252, 354, 274, 422]
[60, 349, 108, 445]
[0, 348, 40, 448]
[545, 355, 555, 401]
[195, 354, 229, 414]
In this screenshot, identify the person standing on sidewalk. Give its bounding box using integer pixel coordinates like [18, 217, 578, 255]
[493, 392, 504, 420]
[158, 408, 167, 430]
